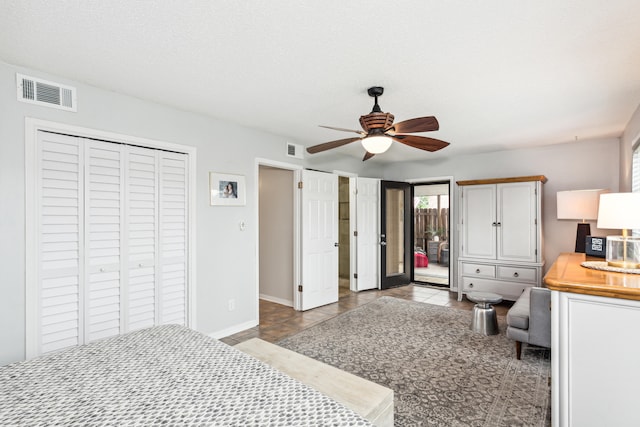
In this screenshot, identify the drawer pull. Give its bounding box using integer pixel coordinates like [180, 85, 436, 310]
[475, 268, 481, 274]
[513, 272, 519, 278]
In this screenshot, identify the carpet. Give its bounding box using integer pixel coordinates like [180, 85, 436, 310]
[277, 296, 550, 427]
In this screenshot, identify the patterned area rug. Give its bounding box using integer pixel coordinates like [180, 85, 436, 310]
[277, 296, 550, 427]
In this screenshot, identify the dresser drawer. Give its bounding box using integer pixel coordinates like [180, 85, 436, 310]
[461, 262, 496, 278]
[462, 277, 531, 301]
[497, 266, 537, 283]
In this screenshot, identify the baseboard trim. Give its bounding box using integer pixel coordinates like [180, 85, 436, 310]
[208, 320, 257, 339]
[259, 294, 293, 307]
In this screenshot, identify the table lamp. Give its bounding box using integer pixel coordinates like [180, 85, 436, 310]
[597, 192, 640, 268]
[557, 189, 608, 253]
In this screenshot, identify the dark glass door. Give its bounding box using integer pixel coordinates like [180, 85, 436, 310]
[380, 181, 412, 289]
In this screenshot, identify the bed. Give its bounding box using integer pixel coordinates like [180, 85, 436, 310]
[0, 325, 371, 426]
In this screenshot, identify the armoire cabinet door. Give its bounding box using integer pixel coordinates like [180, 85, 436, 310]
[461, 184, 496, 259]
[497, 182, 537, 262]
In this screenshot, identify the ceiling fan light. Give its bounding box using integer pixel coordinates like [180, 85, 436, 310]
[361, 135, 392, 154]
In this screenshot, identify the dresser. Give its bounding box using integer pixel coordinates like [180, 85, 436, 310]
[457, 175, 546, 301]
[545, 253, 640, 427]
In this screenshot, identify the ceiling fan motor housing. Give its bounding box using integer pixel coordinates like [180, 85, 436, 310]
[360, 112, 394, 133]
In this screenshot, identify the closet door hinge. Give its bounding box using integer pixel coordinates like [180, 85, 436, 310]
[353, 273, 358, 279]
[354, 231, 358, 237]
[298, 285, 303, 292]
[298, 181, 303, 189]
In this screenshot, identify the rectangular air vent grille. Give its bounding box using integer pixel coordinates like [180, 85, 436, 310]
[286, 142, 303, 159]
[17, 73, 77, 112]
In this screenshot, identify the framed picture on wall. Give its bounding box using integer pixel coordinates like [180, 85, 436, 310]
[209, 172, 246, 206]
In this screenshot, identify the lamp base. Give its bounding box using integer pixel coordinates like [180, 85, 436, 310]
[606, 236, 640, 269]
[575, 223, 590, 253]
[607, 260, 640, 269]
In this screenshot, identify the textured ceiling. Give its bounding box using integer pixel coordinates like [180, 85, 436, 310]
[2, 0, 640, 163]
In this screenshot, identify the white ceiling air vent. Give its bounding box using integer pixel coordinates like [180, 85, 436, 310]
[16, 73, 77, 112]
[286, 142, 304, 159]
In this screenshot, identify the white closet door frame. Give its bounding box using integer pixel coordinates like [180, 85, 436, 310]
[25, 118, 197, 359]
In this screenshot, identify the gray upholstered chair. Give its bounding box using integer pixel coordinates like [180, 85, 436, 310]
[506, 287, 551, 359]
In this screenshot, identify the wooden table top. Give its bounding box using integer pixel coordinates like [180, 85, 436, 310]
[544, 252, 640, 301]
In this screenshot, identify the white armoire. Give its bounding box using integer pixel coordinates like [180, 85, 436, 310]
[457, 176, 546, 301]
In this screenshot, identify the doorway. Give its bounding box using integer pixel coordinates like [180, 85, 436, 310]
[257, 164, 356, 314]
[338, 176, 351, 297]
[413, 181, 450, 287]
[258, 165, 296, 307]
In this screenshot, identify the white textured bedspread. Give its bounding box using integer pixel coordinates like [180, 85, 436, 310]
[0, 325, 371, 426]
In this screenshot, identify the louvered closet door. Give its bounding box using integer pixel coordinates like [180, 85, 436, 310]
[37, 132, 84, 354]
[84, 140, 124, 342]
[125, 147, 158, 332]
[33, 131, 190, 356]
[159, 152, 189, 325]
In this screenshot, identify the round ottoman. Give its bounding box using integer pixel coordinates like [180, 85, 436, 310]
[467, 291, 503, 335]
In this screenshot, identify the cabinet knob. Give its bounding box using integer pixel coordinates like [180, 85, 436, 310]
[492, 222, 497, 226]
[513, 272, 519, 278]
[475, 268, 481, 274]
[99, 267, 105, 272]
[469, 283, 474, 288]
[139, 263, 143, 268]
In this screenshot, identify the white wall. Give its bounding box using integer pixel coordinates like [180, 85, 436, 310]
[1, 57, 636, 365]
[382, 138, 621, 279]
[0, 60, 368, 365]
[621, 104, 640, 191]
[258, 166, 294, 305]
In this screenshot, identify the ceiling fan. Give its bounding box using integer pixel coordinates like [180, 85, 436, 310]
[306, 86, 450, 161]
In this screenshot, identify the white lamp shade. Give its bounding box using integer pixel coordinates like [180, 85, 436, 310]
[361, 136, 393, 154]
[597, 192, 640, 230]
[557, 189, 608, 220]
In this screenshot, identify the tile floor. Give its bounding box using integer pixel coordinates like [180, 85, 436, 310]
[220, 284, 513, 346]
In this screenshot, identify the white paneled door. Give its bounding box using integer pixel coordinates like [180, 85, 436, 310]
[31, 131, 189, 357]
[355, 177, 379, 291]
[460, 184, 497, 259]
[497, 181, 538, 262]
[300, 170, 339, 311]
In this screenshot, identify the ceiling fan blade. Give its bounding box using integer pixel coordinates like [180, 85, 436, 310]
[306, 137, 362, 154]
[392, 134, 450, 152]
[319, 125, 366, 135]
[363, 151, 375, 161]
[389, 116, 439, 134]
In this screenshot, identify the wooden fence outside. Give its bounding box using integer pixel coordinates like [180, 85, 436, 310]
[414, 208, 449, 250]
